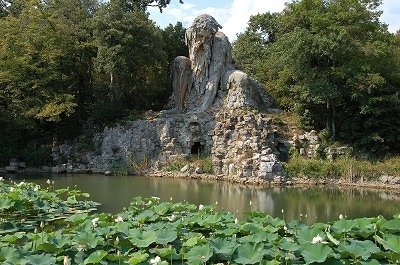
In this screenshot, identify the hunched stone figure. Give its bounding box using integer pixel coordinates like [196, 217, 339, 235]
[172, 14, 273, 113]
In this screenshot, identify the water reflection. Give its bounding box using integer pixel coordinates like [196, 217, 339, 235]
[6, 174, 400, 224]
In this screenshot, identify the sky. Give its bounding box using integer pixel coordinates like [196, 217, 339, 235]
[149, 0, 400, 41]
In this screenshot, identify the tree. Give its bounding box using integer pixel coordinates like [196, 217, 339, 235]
[93, 0, 168, 115]
[233, 0, 400, 155]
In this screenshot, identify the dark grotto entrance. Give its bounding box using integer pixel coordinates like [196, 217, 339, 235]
[190, 142, 204, 156]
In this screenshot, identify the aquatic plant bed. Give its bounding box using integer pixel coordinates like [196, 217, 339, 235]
[1, 180, 400, 264]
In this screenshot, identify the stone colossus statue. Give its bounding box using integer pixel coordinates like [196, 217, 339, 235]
[172, 14, 273, 113]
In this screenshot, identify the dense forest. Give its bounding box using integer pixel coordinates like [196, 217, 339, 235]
[0, 0, 186, 165]
[0, 0, 399, 166]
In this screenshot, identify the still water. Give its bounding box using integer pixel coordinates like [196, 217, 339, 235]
[8, 174, 400, 224]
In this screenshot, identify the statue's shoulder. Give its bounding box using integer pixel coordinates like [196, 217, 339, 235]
[214, 31, 230, 43]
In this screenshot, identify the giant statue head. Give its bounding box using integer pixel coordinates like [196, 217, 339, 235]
[185, 14, 222, 77]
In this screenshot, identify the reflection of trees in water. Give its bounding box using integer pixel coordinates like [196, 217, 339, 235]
[44, 175, 400, 222]
[143, 177, 400, 223]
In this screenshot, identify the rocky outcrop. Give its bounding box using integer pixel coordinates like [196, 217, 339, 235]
[212, 110, 287, 179]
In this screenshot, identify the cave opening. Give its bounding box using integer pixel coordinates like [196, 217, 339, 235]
[190, 142, 205, 156]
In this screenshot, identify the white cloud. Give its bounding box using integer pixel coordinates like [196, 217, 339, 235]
[380, 0, 400, 33]
[221, 0, 285, 41]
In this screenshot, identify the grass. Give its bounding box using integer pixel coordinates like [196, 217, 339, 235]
[284, 156, 400, 181]
[162, 155, 213, 174]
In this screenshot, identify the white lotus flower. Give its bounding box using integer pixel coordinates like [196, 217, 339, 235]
[0, 177, 4, 181]
[249, 200, 252, 206]
[17, 181, 25, 186]
[63, 256, 71, 265]
[234, 218, 239, 224]
[312, 234, 323, 244]
[115, 216, 123, 222]
[150, 255, 161, 265]
[198, 204, 205, 210]
[92, 217, 99, 227]
[339, 214, 344, 220]
[167, 214, 176, 222]
[46, 179, 51, 185]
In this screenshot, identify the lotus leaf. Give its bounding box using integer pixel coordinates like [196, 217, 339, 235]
[210, 237, 238, 259]
[73, 231, 103, 249]
[380, 234, 400, 254]
[25, 253, 56, 265]
[0, 197, 15, 210]
[332, 219, 357, 234]
[129, 229, 158, 248]
[360, 259, 382, 265]
[155, 228, 177, 245]
[279, 238, 300, 252]
[234, 243, 264, 264]
[301, 243, 335, 264]
[153, 202, 173, 215]
[185, 244, 213, 265]
[128, 251, 149, 265]
[381, 219, 400, 232]
[296, 227, 325, 244]
[84, 250, 108, 264]
[338, 240, 380, 260]
[152, 247, 180, 260]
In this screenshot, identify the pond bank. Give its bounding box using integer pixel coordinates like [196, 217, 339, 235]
[147, 171, 400, 192]
[1, 166, 399, 192]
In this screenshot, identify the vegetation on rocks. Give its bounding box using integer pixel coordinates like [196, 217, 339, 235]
[162, 155, 213, 174]
[1, 180, 400, 264]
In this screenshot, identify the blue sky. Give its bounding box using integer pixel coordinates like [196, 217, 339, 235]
[149, 0, 400, 41]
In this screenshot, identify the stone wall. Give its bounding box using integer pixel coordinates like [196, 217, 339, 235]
[212, 110, 287, 179]
[53, 108, 289, 179]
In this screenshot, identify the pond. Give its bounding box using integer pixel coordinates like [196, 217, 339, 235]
[7, 173, 400, 224]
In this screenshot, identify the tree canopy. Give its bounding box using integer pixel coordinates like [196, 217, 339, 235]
[233, 0, 400, 155]
[0, 0, 185, 165]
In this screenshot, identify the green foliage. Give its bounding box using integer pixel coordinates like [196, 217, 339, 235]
[162, 155, 213, 174]
[110, 160, 130, 176]
[285, 156, 400, 181]
[2, 180, 400, 264]
[233, 0, 400, 155]
[93, 2, 169, 111]
[0, 0, 182, 165]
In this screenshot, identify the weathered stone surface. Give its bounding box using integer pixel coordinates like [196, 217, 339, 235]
[169, 14, 273, 113]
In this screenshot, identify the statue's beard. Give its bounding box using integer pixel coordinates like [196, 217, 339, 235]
[190, 41, 212, 80]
